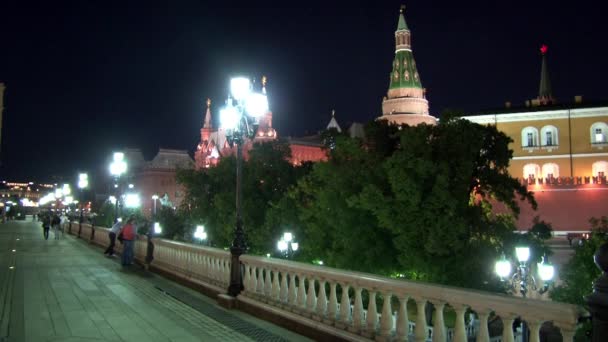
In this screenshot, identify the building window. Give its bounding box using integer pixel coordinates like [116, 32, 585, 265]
[542, 163, 560, 179]
[592, 161, 608, 178]
[540, 125, 558, 146]
[523, 163, 540, 179]
[521, 127, 539, 148]
[590, 122, 608, 144]
[546, 131, 553, 146]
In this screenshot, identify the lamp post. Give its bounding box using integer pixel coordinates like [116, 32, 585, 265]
[152, 194, 159, 217]
[220, 76, 269, 297]
[495, 246, 556, 342]
[109, 152, 127, 223]
[77, 173, 88, 235]
[277, 232, 299, 259]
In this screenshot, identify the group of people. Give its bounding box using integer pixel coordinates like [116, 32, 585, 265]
[39, 211, 68, 240]
[105, 216, 138, 267]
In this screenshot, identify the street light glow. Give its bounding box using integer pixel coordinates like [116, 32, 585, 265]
[110, 152, 128, 176]
[124, 193, 141, 208]
[152, 194, 159, 200]
[283, 232, 293, 242]
[62, 184, 71, 196]
[277, 239, 288, 252]
[154, 222, 162, 234]
[245, 92, 269, 117]
[515, 246, 530, 263]
[78, 173, 89, 189]
[538, 257, 555, 281]
[194, 225, 207, 241]
[230, 77, 250, 101]
[220, 105, 240, 130]
[495, 258, 512, 278]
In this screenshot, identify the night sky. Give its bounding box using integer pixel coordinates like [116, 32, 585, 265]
[1, 0, 606, 182]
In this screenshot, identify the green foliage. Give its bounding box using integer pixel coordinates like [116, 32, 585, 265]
[551, 216, 608, 305]
[95, 201, 116, 227]
[154, 206, 187, 240]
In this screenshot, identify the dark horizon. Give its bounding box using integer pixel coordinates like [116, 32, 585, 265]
[1, 0, 606, 182]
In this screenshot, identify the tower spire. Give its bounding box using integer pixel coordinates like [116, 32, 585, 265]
[538, 44, 555, 105]
[204, 98, 212, 128]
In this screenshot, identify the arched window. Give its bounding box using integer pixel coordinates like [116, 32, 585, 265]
[542, 163, 560, 179]
[521, 127, 539, 147]
[590, 122, 608, 144]
[523, 163, 541, 179]
[540, 125, 559, 146]
[592, 161, 608, 178]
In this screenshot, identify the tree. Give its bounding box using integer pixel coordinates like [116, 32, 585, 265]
[289, 119, 538, 289]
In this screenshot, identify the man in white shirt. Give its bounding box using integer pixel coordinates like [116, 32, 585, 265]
[105, 218, 122, 257]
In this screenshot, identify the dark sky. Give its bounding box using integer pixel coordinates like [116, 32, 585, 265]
[1, 0, 606, 182]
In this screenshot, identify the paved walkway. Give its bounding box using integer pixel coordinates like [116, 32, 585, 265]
[0, 220, 312, 342]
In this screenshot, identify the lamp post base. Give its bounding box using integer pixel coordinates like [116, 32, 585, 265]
[228, 246, 245, 297]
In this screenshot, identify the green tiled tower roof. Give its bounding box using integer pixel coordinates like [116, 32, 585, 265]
[388, 6, 422, 90]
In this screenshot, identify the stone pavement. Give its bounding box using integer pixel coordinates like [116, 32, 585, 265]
[0, 220, 313, 342]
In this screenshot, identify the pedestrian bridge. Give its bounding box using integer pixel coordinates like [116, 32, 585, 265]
[1, 219, 583, 341]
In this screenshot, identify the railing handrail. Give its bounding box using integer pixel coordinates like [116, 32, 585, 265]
[240, 254, 584, 326]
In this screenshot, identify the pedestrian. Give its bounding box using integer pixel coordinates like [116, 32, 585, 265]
[51, 212, 61, 239]
[60, 213, 69, 236]
[41, 213, 51, 240]
[119, 217, 137, 266]
[105, 218, 122, 257]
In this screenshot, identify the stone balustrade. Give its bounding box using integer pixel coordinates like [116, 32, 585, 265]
[69, 224, 583, 341]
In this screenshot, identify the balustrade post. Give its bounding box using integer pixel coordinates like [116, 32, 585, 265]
[396, 296, 410, 341]
[306, 278, 317, 313]
[327, 282, 338, 322]
[243, 264, 252, 293]
[297, 275, 307, 309]
[365, 291, 378, 336]
[414, 299, 428, 342]
[475, 310, 491, 342]
[527, 320, 542, 342]
[288, 273, 298, 306]
[453, 305, 469, 342]
[586, 242, 608, 342]
[250, 266, 258, 293]
[271, 270, 280, 300]
[257, 268, 265, 295]
[379, 292, 393, 339]
[501, 316, 516, 342]
[280, 272, 289, 302]
[264, 268, 272, 297]
[338, 283, 351, 325]
[351, 287, 364, 332]
[559, 328, 575, 342]
[90, 221, 95, 243]
[315, 279, 327, 319]
[431, 301, 446, 342]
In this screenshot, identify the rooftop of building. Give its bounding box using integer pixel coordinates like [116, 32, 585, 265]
[466, 98, 608, 116]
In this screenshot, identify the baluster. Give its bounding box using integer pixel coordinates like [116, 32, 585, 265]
[297, 275, 307, 309]
[288, 273, 298, 306]
[280, 272, 288, 302]
[352, 287, 364, 332]
[501, 316, 515, 342]
[243, 265, 252, 293]
[396, 296, 409, 341]
[414, 299, 428, 342]
[527, 320, 543, 342]
[431, 301, 446, 342]
[306, 277, 317, 312]
[316, 279, 327, 318]
[366, 291, 378, 334]
[271, 269, 280, 300]
[264, 267, 272, 297]
[453, 304, 468, 342]
[559, 327, 575, 342]
[379, 292, 393, 338]
[475, 310, 490, 342]
[257, 267, 265, 294]
[250, 266, 258, 292]
[327, 282, 338, 321]
[339, 283, 351, 324]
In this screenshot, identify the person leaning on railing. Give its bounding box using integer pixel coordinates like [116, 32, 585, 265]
[119, 217, 137, 267]
[105, 219, 122, 257]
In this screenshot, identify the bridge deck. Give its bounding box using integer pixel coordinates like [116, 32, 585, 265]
[0, 220, 311, 342]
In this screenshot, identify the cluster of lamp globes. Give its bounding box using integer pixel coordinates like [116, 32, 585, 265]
[108, 152, 142, 208]
[219, 77, 269, 132]
[277, 232, 299, 255]
[38, 173, 89, 207]
[495, 246, 556, 284]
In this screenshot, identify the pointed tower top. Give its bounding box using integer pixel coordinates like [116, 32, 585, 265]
[203, 99, 212, 129]
[326, 109, 342, 132]
[397, 5, 408, 30]
[262, 75, 267, 94]
[538, 44, 555, 105]
[206, 98, 211, 108]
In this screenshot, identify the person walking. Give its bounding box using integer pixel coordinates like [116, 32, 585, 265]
[41, 213, 51, 240]
[51, 212, 61, 240]
[119, 217, 137, 266]
[105, 218, 122, 257]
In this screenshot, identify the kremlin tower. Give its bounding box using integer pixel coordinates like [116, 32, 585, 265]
[378, 6, 437, 126]
[536, 44, 556, 106]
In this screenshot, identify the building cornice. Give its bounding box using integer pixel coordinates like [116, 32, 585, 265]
[513, 152, 608, 160]
[463, 106, 608, 124]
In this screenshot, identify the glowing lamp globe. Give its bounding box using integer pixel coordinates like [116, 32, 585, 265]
[230, 77, 251, 101]
[291, 242, 299, 252]
[220, 105, 240, 130]
[495, 258, 512, 278]
[277, 239, 288, 252]
[283, 232, 293, 242]
[54, 189, 63, 199]
[78, 173, 88, 189]
[154, 222, 162, 234]
[62, 184, 71, 196]
[124, 193, 141, 208]
[245, 93, 269, 117]
[515, 246, 530, 263]
[194, 225, 207, 240]
[538, 258, 555, 281]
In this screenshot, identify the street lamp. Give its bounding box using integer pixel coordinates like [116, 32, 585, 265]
[220, 76, 269, 297]
[495, 246, 556, 342]
[194, 225, 208, 245]
[109, 152, 128, 222]
[77, 173, 88, 231]
[152, 194, 159, 217]
[277, 232, 299, 258]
